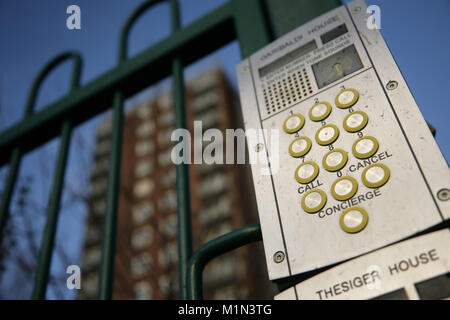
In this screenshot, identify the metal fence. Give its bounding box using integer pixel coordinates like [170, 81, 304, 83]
[0, 0, 339, 300]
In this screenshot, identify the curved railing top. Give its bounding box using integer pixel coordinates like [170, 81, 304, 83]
[119, 0, 179, 63]
[24, 51, 82, 118]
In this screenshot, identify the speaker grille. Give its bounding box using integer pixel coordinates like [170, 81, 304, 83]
[263, 68, 314, 117]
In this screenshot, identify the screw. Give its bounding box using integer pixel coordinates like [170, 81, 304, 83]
[242, 66, 249, 73]
[386, 81, 398, 90]
[352, 7, 361, 14]
[437, 188, 450, 201]
[273, 251, 285, 263]
[255, 143, 264, 152]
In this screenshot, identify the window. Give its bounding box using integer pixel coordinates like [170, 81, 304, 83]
[161, 167, 176, 188]
[190, 72, 216, 95]
[95, 140, 110, 156]
[158, 190, 176, 211]
[213, 286, 239, 300]
[133, 178, 154, 198]
[157, 128, 173, 147]
[158, 93, 172, 110]
[83, 274, 99, 296]
[83, 246, 101, 271]
[197, 163, 221, 176]
[135, 120, 155, 138]
[85, 225, 101, 245]
[192, 90, 218, 113]
[159, 111, 174, 127]
[132, 225, 154, 250]
[158, 275, 175, 296]
[158, 149, 172, 167]
[159, 214, 177, 238]
[158, 241, 178, 268]
[198, 196, 231, 225]
[197, 173, 228, 198]
[92, 158, 109, 176]
[205, 256, 238, 288]
[134, 281, 153, 300]
[133, 202, 154, 224]
[135, 160, 153, 178]
[97, 119, 112, 138]
[131, 253, 152, 278]
[137, 105, 152, 119]
[91, 177, 107, 197]
[203, 221, 232, 243]
[195, 108, 219, 129]
[92, 198, 105, 217]
[135, 141, 155, 157]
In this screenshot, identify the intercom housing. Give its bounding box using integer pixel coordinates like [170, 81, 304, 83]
[236, 0, 450, 282]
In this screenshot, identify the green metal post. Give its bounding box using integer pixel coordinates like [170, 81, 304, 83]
[187, 224, 262, 300]
[32, 53, 82, 299]
[98, 0, 165, 300]
[98, 90, 124, 300]
[0, 148, 22, 246]
[32, 122, 73, 299]
[231, 0, 273, 58]
[0, 52, 82, 259]
[170, 0, 193, 300]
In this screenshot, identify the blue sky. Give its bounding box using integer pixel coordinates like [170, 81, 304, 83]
[0, 0, 449, 299]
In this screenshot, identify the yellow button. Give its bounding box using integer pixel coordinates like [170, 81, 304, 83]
[309, 101, 332, 122]
[335, 88, 359, 109]
[340, 207, 369, 234]
[289, 137, 312, 158]
[295, 161, 319, 184]
[352, 136, 379, 159]
[315, 124, 339, 146]
[343, 111, 368, 133]
[301, 189, 327, 214]
[362, 163, 390, 188]
[331, 176, 358, 201]
[322, 148, 348, 172]
[283, 114, 305, 134]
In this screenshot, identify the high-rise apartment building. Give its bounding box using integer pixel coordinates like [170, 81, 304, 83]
[78, 68, 273, 300]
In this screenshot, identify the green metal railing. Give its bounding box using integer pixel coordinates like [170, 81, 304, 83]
[0, 0, 339, 299]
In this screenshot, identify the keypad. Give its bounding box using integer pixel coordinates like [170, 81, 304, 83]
[283, 88, 391, 234]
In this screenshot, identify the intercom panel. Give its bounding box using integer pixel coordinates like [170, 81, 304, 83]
[236, 0, 450, 280]
[275, 229, 450, 300]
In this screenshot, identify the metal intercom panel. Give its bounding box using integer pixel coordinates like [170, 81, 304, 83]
[236, 0, 450, 280]
[275, 229, 450, 300]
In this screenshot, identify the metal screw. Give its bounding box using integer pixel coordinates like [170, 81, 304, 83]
[255, 143, 264, 152]
[242, 66, 249, 73]
[386, 81, 398, 90]
[273, 251, 285, 263]
[437, 188, 450, 201]
[352, 7, 361, 14]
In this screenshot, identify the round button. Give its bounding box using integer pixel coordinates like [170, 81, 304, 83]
[335, 88, 359, 109]
[331, 176, 358, 201]
[301, 189, 327, 214]
[283, 114, 305, 134]
[322, 149, 348, 172]
[343, 111, 369, 133]
[340, 207, 369, 234]
[309, 102, 332, 122]
[352, 136, 379, 159]
[289, 137, 312, 158]
[362, 163, 390, 188]
[295, 161, 319, 184]
[315, 124, 339, 146]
